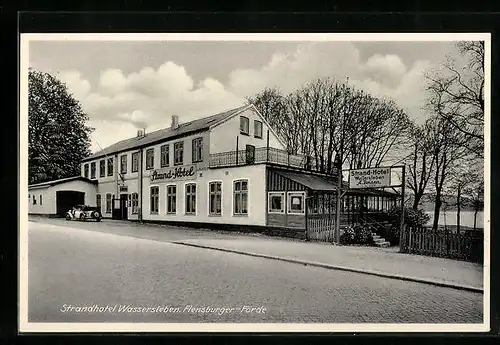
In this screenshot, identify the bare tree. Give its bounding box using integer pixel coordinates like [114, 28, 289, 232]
[428, 115, 470, 230]
[406, 119, 436, 210]
[249, 77, 412, 175]
[426, 41, 484, 159]
[462, 171, 484, 231]
[445, 162, 481, 231]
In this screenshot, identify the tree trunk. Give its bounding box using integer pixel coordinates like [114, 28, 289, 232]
[432, 196, 442, 230]
[473, 201, 479, 231]
[456, 186, 461, 232]
[412, 192, 423, 210]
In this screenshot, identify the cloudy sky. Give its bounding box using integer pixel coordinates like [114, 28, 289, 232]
[28, 39, 460, 152]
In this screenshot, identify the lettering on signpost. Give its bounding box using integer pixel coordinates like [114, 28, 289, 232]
[349, 167, 391, 189]
[150, 165, 197, 182]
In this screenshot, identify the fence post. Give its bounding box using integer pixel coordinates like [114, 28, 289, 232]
[408, 226, 412, 253]
[398, 165, 406, 252]
[444, 229, 450, 256]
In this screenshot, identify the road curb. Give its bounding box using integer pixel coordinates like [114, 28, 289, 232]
[173, 241, 484, 294]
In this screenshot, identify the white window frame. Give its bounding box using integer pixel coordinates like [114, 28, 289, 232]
[185, 182, 197, 215]
[208, 181, 222, 216]
[105, 193, 112, 213]
[84, 163, 89, 178]
[146, 148, 155, 170]
[254, 120, 263, 139]
[107, 158, 114, 177]
[233, 179, 249, 216]
[90, 162, 96, 179]
[287, 191, 306, 215]
[192, 137, 203, 163]
[166, 185, 177, 214]
[150, 185, 159, 214]
[100, 159, 106, 177]
[268, 192, 285, 214]
[120, 154, 127, 174]
[131, 152, 139, 172]
[174, 141, 184, 166]
[161, 144, 170, 167]
[131, 192, 139, 214]
[240, 116, 249, 135]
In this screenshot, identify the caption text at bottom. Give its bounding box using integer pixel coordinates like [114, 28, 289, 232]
[60, 304, 267, 316]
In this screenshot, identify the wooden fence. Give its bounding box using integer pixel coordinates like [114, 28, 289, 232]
[401, 226, 483, 263]
[307, 213, 335, 242]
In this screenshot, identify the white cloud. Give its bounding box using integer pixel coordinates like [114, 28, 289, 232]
[60, 42, 437, 152]
[88, 119, 138, 153]
[364, 54, 407, 81]
[58, 70, 91, 100]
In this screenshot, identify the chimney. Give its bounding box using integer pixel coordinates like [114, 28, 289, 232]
[171, 115, 179, 130]
[137, 128, 146, 138]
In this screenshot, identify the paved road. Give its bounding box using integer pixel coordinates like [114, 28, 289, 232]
[27, 221, 483, 323]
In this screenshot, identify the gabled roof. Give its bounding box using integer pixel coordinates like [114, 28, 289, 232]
[28, 176, 98, 189]
[83, 104, 251, 162]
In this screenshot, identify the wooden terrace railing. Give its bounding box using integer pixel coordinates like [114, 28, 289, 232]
[209, 147, 338, 176]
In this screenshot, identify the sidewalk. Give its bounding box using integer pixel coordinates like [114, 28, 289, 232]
[173, 237, 484, 292]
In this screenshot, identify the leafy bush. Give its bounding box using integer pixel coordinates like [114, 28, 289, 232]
[386, 206, 430, 245]
[353, 224, 373, 244]
[340, 226, 355, 245]
[381, 224, 400, 246]
[340, 224, 373, 245]
[388, 207, 430, 228]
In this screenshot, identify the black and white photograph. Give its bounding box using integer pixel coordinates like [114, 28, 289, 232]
[19, 33, 490, 332]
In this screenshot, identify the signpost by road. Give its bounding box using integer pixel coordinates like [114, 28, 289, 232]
[346, 165, 406, 252]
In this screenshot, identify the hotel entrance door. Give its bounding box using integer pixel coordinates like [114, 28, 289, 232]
[120, 194, 128, 220]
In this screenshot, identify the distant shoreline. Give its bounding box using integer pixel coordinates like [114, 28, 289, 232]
[425, 210, 484, 229]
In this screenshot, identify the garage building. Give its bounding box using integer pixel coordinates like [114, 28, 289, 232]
[28, 176, 98, 217]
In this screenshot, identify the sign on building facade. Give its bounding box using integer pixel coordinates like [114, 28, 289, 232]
[150, 165, 197, 183]
[348, 167, 391, 189]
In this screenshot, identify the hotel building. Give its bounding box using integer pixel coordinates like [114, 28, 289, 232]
[28, 104, 397, 240]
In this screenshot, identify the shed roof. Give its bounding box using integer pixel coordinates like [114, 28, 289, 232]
[276, 170, 337, 192]
[28, 176, 97, 189]
[83, 104, 250, 162]
[274, 169, 399, 196]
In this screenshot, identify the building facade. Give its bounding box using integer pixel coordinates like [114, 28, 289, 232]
[29, 104, 398, 239]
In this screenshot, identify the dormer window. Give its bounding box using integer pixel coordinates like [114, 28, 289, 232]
[240, 116, 249, 135]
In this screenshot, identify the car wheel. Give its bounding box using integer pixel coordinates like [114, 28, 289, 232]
[79, 213, 86, 221]
[65, 214, 71, 221]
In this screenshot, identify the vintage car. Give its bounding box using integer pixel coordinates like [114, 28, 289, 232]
[66, 204, 102, 222]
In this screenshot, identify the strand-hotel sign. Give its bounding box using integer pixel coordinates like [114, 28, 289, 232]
[349, 167, 391, 189]
[150, 165, 197, 182]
